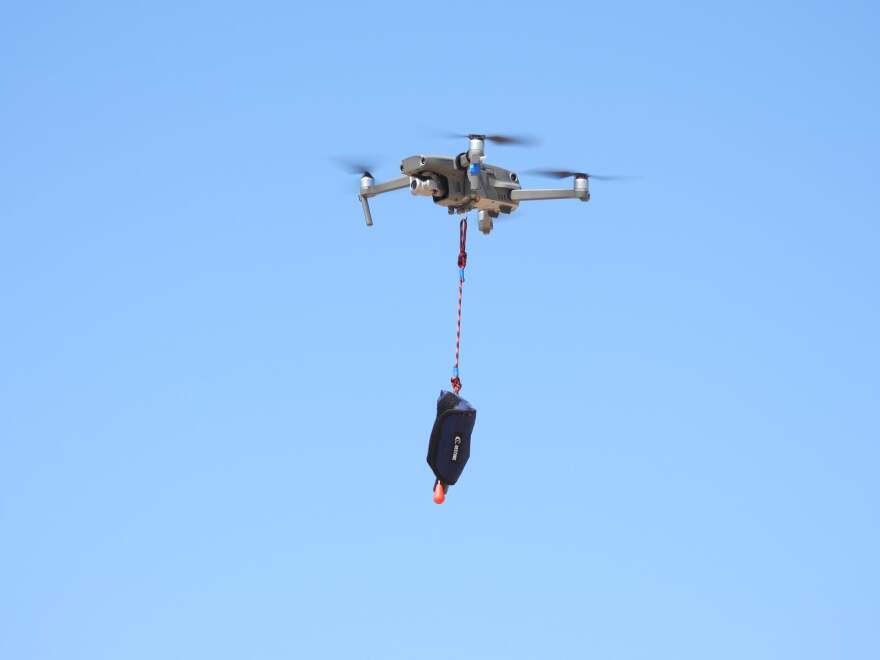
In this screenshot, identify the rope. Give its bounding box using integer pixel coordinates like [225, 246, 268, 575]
[451, 217, 467, 394]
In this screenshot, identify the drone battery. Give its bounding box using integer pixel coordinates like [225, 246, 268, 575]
[427, 391, 476, 486]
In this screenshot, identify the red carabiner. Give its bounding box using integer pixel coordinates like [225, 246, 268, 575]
[457, 218, 468, 270]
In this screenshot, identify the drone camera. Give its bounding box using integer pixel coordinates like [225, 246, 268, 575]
[410, 176, 446, 198]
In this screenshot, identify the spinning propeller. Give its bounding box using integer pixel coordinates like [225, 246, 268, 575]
[524, 169, 634, 181]
[335, 159, 378, 179]
[441, 132, 540, 147]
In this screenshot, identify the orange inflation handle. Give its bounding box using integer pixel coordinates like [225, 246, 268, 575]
[433, 480, 447, 504]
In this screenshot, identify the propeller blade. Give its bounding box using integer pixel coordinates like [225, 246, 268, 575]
[439, 132, 540, 147]
[524, 168, 635, 181]
[524, 169, 579, 179]
[334, 158, 378, 178]
[483, 133, 540, 146]
[587, 174, 636, 181]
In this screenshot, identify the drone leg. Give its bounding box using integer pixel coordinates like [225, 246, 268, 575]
[358, 194, 373, 226]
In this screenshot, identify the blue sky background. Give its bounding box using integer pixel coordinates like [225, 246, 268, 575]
[2, 2, 878, 658]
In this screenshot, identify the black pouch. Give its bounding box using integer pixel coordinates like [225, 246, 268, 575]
[427, 390, 476, 487]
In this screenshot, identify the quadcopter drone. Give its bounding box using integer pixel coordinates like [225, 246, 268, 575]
[341, 133, 629, 503]
[344, 133, 625, 234]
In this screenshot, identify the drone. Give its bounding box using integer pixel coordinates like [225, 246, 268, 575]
[343, 133, 626, 234]
[342, 133, 628, 503]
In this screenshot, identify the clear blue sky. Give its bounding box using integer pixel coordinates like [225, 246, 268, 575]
[2, 2, 878, 658]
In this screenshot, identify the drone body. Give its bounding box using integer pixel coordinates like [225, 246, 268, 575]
[355, 135, 595, 234]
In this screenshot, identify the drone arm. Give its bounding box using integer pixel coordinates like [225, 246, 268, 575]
[510, 188, 589, 202]
[358, 176, 411, 226]
[363, 176, 411, 198]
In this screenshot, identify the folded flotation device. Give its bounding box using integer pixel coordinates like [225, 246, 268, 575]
[427, 390, 476, 504]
